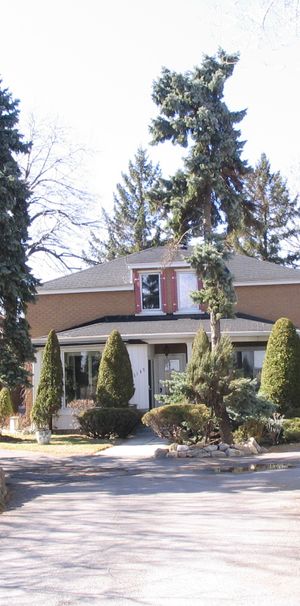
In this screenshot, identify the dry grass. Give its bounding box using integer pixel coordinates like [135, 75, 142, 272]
[0, 433, 112, 456]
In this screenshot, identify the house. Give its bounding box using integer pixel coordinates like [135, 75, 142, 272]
[26, 246, 300, 429]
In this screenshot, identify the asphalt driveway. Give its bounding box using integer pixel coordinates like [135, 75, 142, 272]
[1, 443, 300, 606]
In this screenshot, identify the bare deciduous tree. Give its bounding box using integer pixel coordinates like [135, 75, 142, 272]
[21, 116, 98, 273]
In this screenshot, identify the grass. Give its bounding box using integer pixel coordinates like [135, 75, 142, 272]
[0, 433, 112, 455]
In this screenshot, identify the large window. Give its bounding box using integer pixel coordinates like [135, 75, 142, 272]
[141, 273, 161, 311]
[177, 271, 199, 312]
[236, 349, 266, 379]
[64, 351, 101, 404]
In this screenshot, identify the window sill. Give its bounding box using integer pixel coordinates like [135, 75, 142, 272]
[173, 310, 204, 315]
[135, 311, 166, 316]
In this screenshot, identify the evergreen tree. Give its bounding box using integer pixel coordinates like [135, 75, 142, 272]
[260, 318, 300, 416]
[0, 387, 13, 430]
[150, 49, 250, 242]
[87, 148, 167, 263]
[31, 330, 63, 429]
[96, 330, 135, 407]
[189, 240, 236, 349]
[232, 153, 300, 266]
[187, 328, 210, 388]
[0, 81, 37, 388]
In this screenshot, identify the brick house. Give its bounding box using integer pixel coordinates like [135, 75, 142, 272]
[27, 246, 300, 429]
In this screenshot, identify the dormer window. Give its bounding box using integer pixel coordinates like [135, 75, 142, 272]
[141, 273, 161, 311]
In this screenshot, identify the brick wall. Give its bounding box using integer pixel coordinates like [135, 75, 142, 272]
[235, 283, 300, 328]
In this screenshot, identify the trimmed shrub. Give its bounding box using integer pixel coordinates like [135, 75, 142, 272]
[260, 318, 300, 416]
[96, 330, 135, 407]
[31, 330, 63, 429]
[78, 407, 140, 439]
[186, 328, 210, 394]
[233, 418, 266, 444]
[142, 403, 212, 444]
[0, 388, 13, 430]
[282, 418, 300, 442]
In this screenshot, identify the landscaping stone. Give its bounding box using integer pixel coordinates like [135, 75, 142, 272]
[177, 444, 189, 452]
[0, 467, 7, 511]
[154, 448, 169, 458]
[218, 443, 230, 451]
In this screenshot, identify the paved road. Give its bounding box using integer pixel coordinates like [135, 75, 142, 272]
[1, 443, 300, 606]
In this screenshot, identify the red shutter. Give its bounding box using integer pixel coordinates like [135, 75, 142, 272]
[161, 271, 168, 313]
[171, 269, 178, 313]
[133, 270, 141, 313]
[197, 276, 204, 311]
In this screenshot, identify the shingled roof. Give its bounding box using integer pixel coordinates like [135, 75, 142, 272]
[38, 246, 300, 293]
[32, 314, 274, 345]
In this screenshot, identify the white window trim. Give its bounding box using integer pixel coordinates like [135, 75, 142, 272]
[139, 271, 162, 313]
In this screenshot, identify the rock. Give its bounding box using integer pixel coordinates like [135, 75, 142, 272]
[169, 443, 178, 452]
[218, 443, 230, 451]
[211, 450, 226, 458]
[177, 451, 188, 458]
[154, 448, 169, 458]
[0, 467, 7, 511]
[177, 444, 189, 452]
[204, 445, 218, 452]
[227, 448, 243, 457]
[245, 437, 261, 455]
[166, 450, 177, 458]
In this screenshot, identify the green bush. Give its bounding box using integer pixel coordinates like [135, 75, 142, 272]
[96, 330, 135, 407]
[77, 407, 140, 439]
[142, 403, 212, 444]
[156, 371, 189, 405]
[225, 378, 276, 423]
[282, 418, 300, 442]
[31, 330, 63, 429]
[233, 418, 266, 444]
[0, 388, 13, 430]
[260, 318, 300, 416]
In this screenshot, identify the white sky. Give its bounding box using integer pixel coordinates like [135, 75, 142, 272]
[1, 0, 300, 279]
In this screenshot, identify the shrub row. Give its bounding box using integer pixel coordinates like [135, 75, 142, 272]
[77, 407, 140, 439]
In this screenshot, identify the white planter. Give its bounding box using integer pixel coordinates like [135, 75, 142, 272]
[35, 430, 52, 445]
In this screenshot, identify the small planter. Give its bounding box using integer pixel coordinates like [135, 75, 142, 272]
[35, 429, 52, 445]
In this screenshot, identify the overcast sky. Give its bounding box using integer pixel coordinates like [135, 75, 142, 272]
[1, 0, 300, 278]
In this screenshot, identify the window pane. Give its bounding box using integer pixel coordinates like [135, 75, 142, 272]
[141, 274, 160, 309]
[64, 351, 101, 404]
[178, 272, 198, 310]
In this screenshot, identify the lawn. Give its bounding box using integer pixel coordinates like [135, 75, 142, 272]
[0, 433, 112, 455]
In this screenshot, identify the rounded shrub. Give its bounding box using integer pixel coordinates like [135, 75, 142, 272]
[142, 403, 212, 444]
[282, 418, 300, 442]
[260, 318, 300, 416]
[77, 407, 140, 439]
[96, 330, 135, 407]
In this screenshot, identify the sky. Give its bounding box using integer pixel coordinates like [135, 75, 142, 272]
[1, 0, 300, 279]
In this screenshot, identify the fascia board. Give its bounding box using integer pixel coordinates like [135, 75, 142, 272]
[127, 261, 190, 269]
[37, 285, 133, 295]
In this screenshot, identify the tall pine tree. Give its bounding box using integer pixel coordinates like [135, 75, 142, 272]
[0, 81, 37, 388]
[231, 153, 300, 266]
[87, 147, 168, 263]
[150, 49, 250, 242]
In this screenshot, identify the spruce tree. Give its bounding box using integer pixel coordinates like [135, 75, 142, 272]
[87, 148, 167, 263]
[96, 330, 135, 407]
[232, 154, 300, 266]
[0, 81, 37, 388]
[150, 49, 250, 242]
[187, 328, 210, 389]
[31, 330, 63, 429]
[260, 318, 300, 416]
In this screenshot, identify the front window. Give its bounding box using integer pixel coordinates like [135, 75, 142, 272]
[141, 273, 161, 310]
[64, 351, 101, 404]
[177, 272, 199, 312]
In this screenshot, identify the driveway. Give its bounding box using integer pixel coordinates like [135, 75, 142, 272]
[1, 437, 300, 606]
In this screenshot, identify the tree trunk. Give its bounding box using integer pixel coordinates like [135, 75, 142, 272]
[210, 310, 221, 351]
[214, 404, 233, 445]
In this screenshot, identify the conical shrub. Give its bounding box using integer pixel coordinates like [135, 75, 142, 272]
[96, 330, 135, 407]
[187, 328, 210, 390]
[260, 317, 300, 416]
[31, 330, 63, 429]
[0, 387, 13, 429]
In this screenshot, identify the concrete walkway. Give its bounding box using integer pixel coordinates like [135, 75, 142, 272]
[99, 425, 168, 459]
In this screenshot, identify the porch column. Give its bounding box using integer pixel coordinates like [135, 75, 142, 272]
[186, 340, 193, 362]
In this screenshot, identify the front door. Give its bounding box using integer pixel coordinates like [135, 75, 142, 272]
[154, 353, 187, 406]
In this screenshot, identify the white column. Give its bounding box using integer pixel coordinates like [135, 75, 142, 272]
[186, 341, 193, 362]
